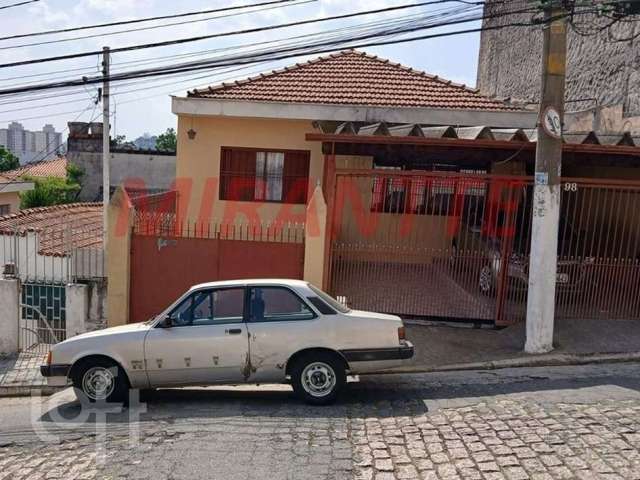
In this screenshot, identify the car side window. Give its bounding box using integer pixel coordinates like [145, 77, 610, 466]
[168, 288, 245, 327]
[249, 287, 315, 322]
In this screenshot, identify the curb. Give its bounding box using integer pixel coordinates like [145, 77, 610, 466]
[0, 385, 64, 398]
[1, 352, 639, 397]
[365, 351, 640, 375]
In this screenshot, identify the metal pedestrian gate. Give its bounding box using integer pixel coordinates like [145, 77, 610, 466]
[327, 170, 640, 325]
[19, 283, 66, 356]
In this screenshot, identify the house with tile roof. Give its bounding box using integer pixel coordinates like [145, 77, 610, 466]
[0, 156, 68, 216]
[0, 202, 103, 281]
[171, 50, 539, 226]
[0, 174, 34, 216]
[2, 156, 68, 180]
[107, 49, 640, 328]
[0, 202, 106, 354]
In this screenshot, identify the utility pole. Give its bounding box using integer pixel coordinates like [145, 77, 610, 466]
[525, 2, 568, 354]
[102, 46, 110, 251]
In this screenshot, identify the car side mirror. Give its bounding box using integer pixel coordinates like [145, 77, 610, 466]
[160, 316, 173, 328]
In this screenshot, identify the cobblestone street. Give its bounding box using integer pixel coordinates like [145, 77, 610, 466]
[1, 363, 640, 479]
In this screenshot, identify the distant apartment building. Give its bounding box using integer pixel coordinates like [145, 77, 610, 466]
[0, 122, 64, 164]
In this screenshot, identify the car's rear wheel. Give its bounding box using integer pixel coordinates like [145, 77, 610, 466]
[290, 352, 346, 405]
[71, 357, 129, 405]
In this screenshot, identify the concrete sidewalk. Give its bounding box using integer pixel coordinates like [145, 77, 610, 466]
[0, 352, 61, 397]
[400, 317, 640, 373]
[1, 317, 640, 396]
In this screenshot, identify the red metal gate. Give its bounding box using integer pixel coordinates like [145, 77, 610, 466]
[328, 170, 640, 325]
[129, 214, 305, 323]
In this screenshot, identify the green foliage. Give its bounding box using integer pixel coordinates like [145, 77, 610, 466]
[156, 128, 177, 152]
[113, 134, 127, 146]
[0, 146, 19, 172]
[20, 163, 84, 209]
[66, 162, 84, 186]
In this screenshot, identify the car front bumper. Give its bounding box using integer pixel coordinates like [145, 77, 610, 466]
[40, 364, 72, 387]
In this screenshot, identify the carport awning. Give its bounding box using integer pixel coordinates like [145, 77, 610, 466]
[306, 122, 640, 158]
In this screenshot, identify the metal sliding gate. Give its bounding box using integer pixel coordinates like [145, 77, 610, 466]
[328, 170, 640, 325]
[19, 283, 66, 356]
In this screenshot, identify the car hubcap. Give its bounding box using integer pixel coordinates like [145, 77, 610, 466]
[301, 362, 336, 398]
[82, 367, 115, 401]
[479, 267, 493, 293]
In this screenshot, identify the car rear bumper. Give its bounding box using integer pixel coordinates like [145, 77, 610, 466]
[341, 342, 414, 362]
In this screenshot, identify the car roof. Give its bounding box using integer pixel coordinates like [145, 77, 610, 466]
[189, 278, 310, 291]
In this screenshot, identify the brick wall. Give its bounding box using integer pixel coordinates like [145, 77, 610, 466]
[477, 1, 640, 134]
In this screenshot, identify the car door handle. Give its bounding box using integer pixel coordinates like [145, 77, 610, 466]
[225, 328, 242, 335]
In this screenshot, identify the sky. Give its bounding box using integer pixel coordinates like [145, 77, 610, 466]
[0, 0, 482, 141]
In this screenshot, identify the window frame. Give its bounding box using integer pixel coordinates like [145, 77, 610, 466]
[219, 146, 310, 205]
[162, 286, 247, 328]
[245, 285, 318, 323]
[307, 284, 351, 314]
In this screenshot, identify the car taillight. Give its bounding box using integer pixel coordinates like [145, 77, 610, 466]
[45, 351, 52, 365]
[398, 326, 406, 342]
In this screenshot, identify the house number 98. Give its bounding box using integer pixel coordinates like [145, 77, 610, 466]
[563, 183, 578, 192]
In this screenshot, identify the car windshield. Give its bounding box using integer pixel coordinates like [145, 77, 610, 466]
[307, 284, 350, 314]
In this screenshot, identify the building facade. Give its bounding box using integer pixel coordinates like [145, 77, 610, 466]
[106, 50, 640, 332]
[477, 1, 640, 134]
[67, 122, 177, 202]
[0, 122, 63, 164]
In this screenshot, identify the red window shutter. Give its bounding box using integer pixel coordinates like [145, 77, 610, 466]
[282, 151, 310, 204]
[220, 148, 257, 201]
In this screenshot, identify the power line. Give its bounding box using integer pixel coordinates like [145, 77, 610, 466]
[0, 0, 315, 51]
[0, 64, 97, 83]
[0, 5, 526, 121]
[0, 1, 485, 69]
[0, 0, 301, 42]
[0, 62, 283, 117]
[0, 0, 39, 10]
[0, 4, 567, 97]
[0, 3, 474, 93]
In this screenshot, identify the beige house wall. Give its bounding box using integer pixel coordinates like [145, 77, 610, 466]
[0, 192, 21, 214]
[303, 186, 327, 288]
[176, 115, 324, 225]
[106, 188, 134, 327]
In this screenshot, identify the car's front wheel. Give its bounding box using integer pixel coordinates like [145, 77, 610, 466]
[71, 357, 129, 405]
[290, 352, 346, 405]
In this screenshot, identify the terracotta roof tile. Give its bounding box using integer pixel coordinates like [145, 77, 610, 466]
[0, 203, 102, 256]
[189, 50, 519, 111]
[3, 156, 67, 180]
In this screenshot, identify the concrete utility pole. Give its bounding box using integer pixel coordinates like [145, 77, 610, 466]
[525, 2, 568, 354]
[102, 46, 111, 250]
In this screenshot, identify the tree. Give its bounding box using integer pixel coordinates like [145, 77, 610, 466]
[0, 146, 19, 172]
[156, 128, 177, 152]
[20, 163, 84, 209]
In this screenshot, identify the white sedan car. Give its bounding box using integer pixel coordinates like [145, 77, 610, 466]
[41, 279, 413, 405]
